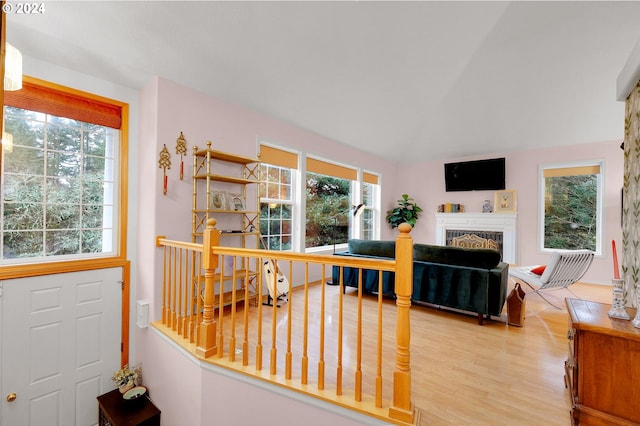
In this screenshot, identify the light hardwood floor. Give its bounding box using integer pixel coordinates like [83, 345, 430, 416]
[282, 281, 608, 425]
[212, 279, 611, 425]
[407, 281, 610, 426]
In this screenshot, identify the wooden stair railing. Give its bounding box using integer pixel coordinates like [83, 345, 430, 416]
[155, 219, 416, 425]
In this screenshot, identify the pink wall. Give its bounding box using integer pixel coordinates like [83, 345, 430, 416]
[136, 77, 400, 425]
[137, 76, 622, 424]
[395, 140, 623, 285]
[200, 367, 375, 426]
[135, 329, 202, 426]
[138, 76, 399, 321]
[138, 76, 623, 335]
[152, 77, 398, 243]
[138, 328, 389, 425]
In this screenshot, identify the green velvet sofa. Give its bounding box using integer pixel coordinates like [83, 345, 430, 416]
[332, 239, 509, 324]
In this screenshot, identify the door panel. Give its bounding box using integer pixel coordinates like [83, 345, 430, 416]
[1, 268, 122, 426]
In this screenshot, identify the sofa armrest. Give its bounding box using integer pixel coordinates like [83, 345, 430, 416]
[331, 252, 396, 296]
[488, 262, 509, 316]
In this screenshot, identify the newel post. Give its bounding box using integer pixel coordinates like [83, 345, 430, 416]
[389, 222, 415, 423]
[196, 218, 219, 358]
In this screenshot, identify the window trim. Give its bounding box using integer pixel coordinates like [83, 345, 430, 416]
[259, 162, 295, 252]
[359, 173, 381, 241]
[538, 159, 604, 256]
[0, 76, 129, 280]
[306, 156, 357, 181]
[258, 143, 381, 253]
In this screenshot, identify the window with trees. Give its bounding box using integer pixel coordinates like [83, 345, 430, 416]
[360, 172, 380, 241]
[1, 78, 126, 263]
[259, 163, 293, 250]
[539, 161, 603, 253]
[258, 144, 378, 252]
[305, 172, 351, 249]
[258, 144, 297, 250]
[305, 157, 357, 251]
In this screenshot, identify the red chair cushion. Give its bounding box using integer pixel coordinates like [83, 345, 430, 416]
[530, 265, 546, 275]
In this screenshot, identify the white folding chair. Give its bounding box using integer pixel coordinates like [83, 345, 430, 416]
[509, 250, 594, 309]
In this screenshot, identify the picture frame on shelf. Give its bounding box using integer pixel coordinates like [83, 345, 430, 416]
[210, 190, 227, 210]
[494, 189, 517, 213]
[228, 193, 245, 211]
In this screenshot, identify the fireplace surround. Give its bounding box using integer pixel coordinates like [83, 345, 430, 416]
[435, 213, 518, 264]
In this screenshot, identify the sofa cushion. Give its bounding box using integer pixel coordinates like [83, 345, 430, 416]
[530, 265, 546, 275]
[413, 243, 501, 269]
[348, 239, 395, 258]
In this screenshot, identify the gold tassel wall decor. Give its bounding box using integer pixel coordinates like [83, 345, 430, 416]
[159, 144, 171, 195]
[176, 131, 188, 180]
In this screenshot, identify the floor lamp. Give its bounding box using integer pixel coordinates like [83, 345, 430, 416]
[327, 203, 365, 285]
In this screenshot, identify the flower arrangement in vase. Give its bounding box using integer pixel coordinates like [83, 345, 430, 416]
[112, 364, 142, 393]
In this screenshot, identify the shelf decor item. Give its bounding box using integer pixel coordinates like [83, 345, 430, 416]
[158, 144, 171, 195]
[210, 190, 227, 210]
[228, 193, 245, 211]
[494, 189, 517, 213]
[609, 240, 630, 319]
[123, 386, 148, 406]
[176, 131, 188, 180]
[112, 364, 142, 394]
[608, 278, 630, 320]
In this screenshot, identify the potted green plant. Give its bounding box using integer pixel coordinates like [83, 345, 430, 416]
[386, 194, 423, 228]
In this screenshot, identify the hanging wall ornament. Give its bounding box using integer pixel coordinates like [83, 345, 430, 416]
[158, 144, 171, 195]
[176, 131, 188, 180]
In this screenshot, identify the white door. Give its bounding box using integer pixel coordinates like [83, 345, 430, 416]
[1, 268, 122, 426]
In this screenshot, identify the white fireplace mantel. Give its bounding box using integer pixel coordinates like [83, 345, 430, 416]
[435, 213, 518, 264]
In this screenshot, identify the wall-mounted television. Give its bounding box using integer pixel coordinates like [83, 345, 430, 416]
[444, 157, 506, 192]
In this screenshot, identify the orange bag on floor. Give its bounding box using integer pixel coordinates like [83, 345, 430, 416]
[507, 282, 526, 327]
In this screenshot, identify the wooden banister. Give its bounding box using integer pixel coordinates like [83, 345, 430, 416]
[389, 223, 416, 423]
[196, 218, 219, 358]
[155, 222, 418, 425]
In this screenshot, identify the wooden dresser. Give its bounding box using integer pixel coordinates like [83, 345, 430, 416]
[565, 298, 640, 425]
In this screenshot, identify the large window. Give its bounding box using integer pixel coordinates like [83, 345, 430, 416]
[305, 172, 351, 249]
[1, 78, 125, 264]
[539, 161, 603, 253]
[360, 172, 380, 241]
[258, 144, 297, 250]
[259, 163, 293, 250]
[258, 143, 380, 252]
[305, 157, 357, 250]
[361, 182, 378, 240]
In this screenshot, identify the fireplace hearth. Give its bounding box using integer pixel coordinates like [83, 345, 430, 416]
[446, 229, 504, 253]
[435, 213, 518, 264]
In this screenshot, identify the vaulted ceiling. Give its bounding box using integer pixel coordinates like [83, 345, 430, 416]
[6, 1, 640, 163]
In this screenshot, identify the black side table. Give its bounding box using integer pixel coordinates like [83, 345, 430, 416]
[97, 388, 161, 426]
